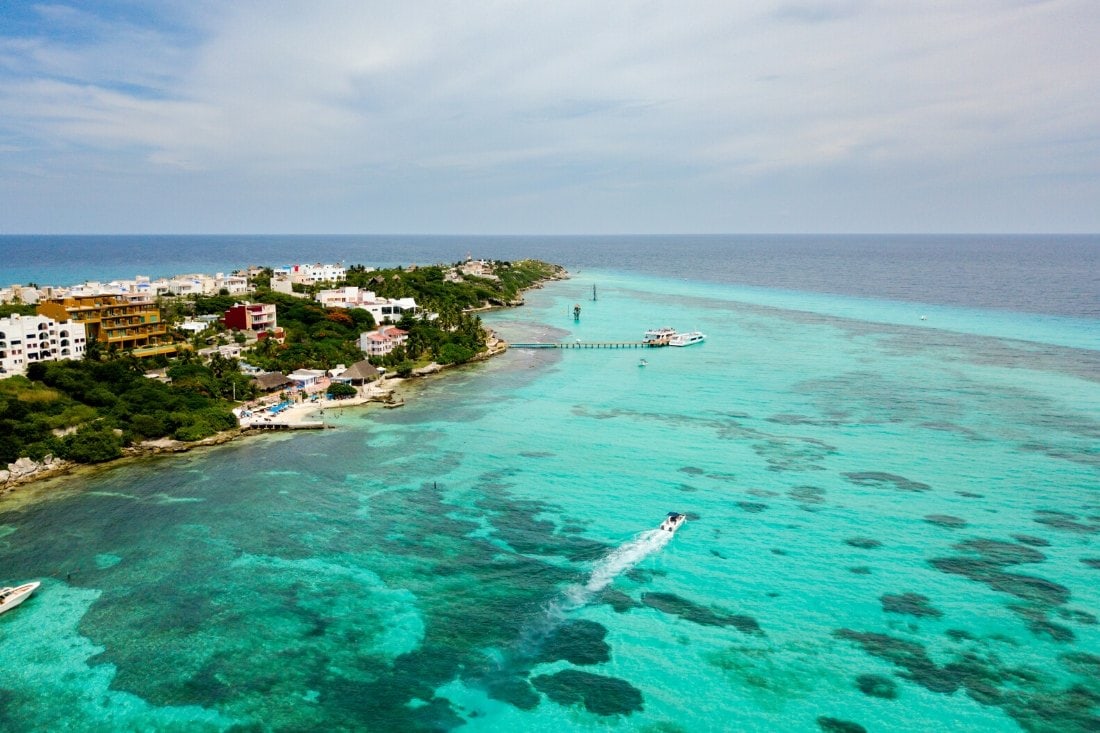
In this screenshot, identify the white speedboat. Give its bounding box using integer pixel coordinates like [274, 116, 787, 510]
[643, 327, 677, 344]
[0, 581, 40, 615]
[669, 331, 705, 347]
[659, 512, 686, 533]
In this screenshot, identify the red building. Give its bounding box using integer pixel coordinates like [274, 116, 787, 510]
[223, 302, 278, 333]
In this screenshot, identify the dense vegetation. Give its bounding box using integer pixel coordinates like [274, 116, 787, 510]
[1, 359, 237, 465]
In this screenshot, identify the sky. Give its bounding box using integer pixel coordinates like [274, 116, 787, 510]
[0, 1, 1098, 234]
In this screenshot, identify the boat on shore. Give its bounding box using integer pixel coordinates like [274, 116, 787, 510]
[659, 512, 686, 533]
[669, 331, 705, 347]
[0, 581, 40, 615]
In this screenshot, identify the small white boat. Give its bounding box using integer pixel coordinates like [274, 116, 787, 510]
[659, 512, 686, 533]
[0, 581, 40, 616]
[638, 359, 648, 367]
[668, 331, 705, 347]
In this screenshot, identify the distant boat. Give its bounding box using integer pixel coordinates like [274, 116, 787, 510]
[592, 284, 597, 301]
[920, 315, 928, 321]
[638, 359, 648, 367]
[0, 581, 40, 615]
[659, 512, 686, 533]
[669, 331, 706, 347]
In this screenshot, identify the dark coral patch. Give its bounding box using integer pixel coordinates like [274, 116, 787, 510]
[1060, 651, 1100, 678]
[956, 491, 984, 498]
[834, 629, 959, 694]
[1011, 534, 1051, 547]
[848, 566, 872, 575]
[1033, 510, 1099, 534]
[1058, 608, 1098, 625]
[677, 483, 699, 493]
[789, 486, 826, 506]
[679, 466, 705, 475]
[642, 592, 764, 635]
[1081, 558, 1100, 569]
[845, 537, 882, 550]
[930, 557, 1070, 606]
[772, 548, 788, 556]
[817, 716, 867, 733]
[538, 620, 611, 666]
[486, 676, 540, 710]
[684, 512, 702, 521]
[737, 502, 768, 513]
[844, 472, 931, 492]
[855, 673, 898, 699]
[748, 488, 780, 498]
[953, 538, 1045, 565]
[838, 625, 1100, 733]
[598, 589, 639, 614]
[532, 670, 644, 717]
[881, 593, 943, 619]
[924, 515, 967, 529]
[945, 629, 975, 642]
[1010, 604, 1075, 643]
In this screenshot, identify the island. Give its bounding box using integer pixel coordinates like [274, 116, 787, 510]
[0, 258, 567, 494]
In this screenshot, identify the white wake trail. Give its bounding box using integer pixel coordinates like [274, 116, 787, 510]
[559, 528, 673, 613]
[512, 527, 677, 663]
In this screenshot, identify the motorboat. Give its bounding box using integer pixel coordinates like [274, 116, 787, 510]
[0, 581, 40, 616]
[643, 327, 677, 344]
[668, 331, 705, 347]
[638, 359, 648, 367]
[659, 512, 686, 533]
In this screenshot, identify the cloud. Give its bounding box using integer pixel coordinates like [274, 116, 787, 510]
[0, 1, 1098, 232]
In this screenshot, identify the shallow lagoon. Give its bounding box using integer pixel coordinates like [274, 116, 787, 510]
[1, 268, 1098, 731]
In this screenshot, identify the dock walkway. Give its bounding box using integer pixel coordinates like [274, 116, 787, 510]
[510, 341, 659, 350]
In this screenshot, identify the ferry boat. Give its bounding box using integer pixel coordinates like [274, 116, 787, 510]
[0, 581, 40, 615]
[668, 331, 705, 347]
[643, 327, 677, 345]
[659, 512, 686, 533]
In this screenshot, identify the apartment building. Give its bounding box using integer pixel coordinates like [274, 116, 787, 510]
[0, 313, 88, 376]
[37, 294, 176, 358]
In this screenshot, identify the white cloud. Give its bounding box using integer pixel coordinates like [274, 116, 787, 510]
[1, 0, 1098, 231]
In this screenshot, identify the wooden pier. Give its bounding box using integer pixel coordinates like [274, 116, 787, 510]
[510, 341, 658, 350]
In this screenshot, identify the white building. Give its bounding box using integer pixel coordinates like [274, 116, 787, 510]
[0, 314, 87, 377]
[274, 263, 347, 285]
[359, 326, 408, 357]
[316, 287, 419, 323]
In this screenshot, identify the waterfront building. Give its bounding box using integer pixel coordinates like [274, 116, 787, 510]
[330, 360, 381, 385]
[36, 295, 176, 358]
[287, 369, 328, 393]
[223, 302, 278, 333]
[359, 326, 408, 357]
[0, 313, 88, 376]
[315, 286, 419, 323]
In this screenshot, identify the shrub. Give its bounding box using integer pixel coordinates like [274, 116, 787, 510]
[63, 425, 122, 464]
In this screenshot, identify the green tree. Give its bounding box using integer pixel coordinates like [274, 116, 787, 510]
[63, 424, 122, 463]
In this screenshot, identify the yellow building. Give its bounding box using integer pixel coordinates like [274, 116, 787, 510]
[37, 295, 177, 358]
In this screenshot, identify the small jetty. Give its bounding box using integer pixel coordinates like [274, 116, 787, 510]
[510, 341, 662, 350]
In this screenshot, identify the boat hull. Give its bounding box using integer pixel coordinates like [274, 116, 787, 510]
[0, 581, 40, 615]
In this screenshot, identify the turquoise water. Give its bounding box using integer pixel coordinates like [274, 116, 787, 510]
[2, 270, 1098, 731]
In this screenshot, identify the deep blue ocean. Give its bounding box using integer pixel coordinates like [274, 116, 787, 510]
[2, 234, 1098, 318]
[1, 235, 1098, 732]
